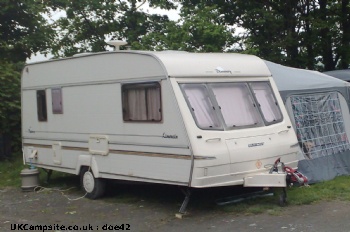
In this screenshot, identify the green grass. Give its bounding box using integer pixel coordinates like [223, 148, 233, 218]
[1, 154, 350, 215]
[0, 153, 79, 191]
[0, 153, 26, 187]
[215, 176, 350, 215]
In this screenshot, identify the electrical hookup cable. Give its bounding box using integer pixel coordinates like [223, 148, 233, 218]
[34, 186, 87, 201]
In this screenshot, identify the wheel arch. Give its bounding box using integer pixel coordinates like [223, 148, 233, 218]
[76, 155, 101, 177]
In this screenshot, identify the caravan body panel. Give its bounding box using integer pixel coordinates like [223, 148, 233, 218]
[22, 52, 192, 185]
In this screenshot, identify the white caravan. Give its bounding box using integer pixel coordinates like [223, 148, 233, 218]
[22, 50, 300, 210]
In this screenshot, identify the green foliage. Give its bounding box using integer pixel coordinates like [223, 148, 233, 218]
[220, 176, 350, 215]
[50, 0, 177, 57]
[137, 3, 237, 52]
[0, 153, 25, 187]
[180, 0, 350, 70]
[176, 4, 237, 52]
[0, 61, 22, 154]
[287, 176, 350, 204]
[0, 1, 54, 157]
[0, 0, 55, 63]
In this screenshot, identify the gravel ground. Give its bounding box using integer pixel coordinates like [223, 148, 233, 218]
[1, 185, 350, 232]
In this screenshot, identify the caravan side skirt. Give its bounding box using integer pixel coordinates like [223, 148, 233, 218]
[23, 143, 192, 186]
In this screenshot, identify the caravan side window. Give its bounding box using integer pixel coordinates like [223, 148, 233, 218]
[52, 88, 63, 114]
[250, 82, 283, 124]
[122, 82, 162, 122]
[37, 90, 47, 122]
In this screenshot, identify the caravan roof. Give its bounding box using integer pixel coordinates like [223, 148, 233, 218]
[27, 51, 272, 78]
[148, 51, 271, 77]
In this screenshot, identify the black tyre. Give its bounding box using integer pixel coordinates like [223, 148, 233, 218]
[80, 167, 106, 199]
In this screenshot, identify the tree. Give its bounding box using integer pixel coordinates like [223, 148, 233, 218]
[338, 0, 350, 69]
[0, 0, 55, 63]
[0, 1, 54, 156]
[49, 0, 177, 57]
[0, 61, 21, 156]
[176, 3, 237, 52]
[50, 0, 237, 55]
[180, 0, 349, 70]
[136, 3, 237, 52]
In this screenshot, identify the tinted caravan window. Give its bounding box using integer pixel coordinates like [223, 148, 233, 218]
[37, 90, 47, 121]
[122, 82, 162, 122]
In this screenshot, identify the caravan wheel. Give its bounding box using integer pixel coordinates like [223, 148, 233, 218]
[80, 167, 106, 199]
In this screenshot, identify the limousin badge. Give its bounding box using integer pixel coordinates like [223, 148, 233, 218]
[248, 142, 264, 148]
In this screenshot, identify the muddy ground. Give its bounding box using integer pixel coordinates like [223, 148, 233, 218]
[1, 180, 350, 232]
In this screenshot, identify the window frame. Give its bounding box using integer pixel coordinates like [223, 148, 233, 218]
[121, 82, 162, 123]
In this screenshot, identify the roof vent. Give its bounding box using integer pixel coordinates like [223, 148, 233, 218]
[107, 40, 128, 51]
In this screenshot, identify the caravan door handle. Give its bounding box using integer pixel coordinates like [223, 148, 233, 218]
[205, 138, 221, 142]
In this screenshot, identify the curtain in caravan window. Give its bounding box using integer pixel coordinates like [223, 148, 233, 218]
[250, 82, 282, 123]
[146, 86, 161, 121]
[122, 83, 162, 122]
[126, 89, 147, 120]
[211, 83, 261, 127]
[181, 84, 220, 129]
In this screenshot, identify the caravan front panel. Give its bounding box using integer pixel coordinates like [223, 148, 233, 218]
[170, 75, 299, 188]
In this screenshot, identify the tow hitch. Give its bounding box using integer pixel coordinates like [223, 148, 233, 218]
[270, 158, 308, 206]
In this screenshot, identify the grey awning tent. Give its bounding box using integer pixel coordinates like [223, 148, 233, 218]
[324, 69, 350, 82]
[265, 61, 350, 183]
